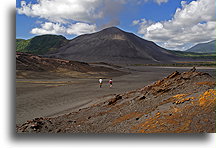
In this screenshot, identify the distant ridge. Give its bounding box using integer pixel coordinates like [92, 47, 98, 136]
[16, 52, 124, 79]
[48, 27, 180, 64]
[186, 40, 216, 53]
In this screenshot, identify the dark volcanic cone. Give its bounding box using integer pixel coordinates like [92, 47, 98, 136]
[48, 27, 180, 64]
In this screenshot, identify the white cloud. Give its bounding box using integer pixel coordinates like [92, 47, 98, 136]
[134, 0, 216, 50]
[17, 0, 171, 37]
[17, 0, 104, 23]
[154, 0, 168, 5]
[66, 23, 97, 35]
[142, 0, 168, 5]
[31, 22, 66, 35]
[147, 22, 163, 32]
[17, 0, 127, 24]
[31, 22, 96, 36]
[17, 0, 168, 25]
[17, 0, 126, 35]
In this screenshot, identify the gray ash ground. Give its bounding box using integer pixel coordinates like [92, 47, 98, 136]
[17, 69, 216, 133]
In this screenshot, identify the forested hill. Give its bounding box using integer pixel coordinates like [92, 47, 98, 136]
[16, 35, 69, 55]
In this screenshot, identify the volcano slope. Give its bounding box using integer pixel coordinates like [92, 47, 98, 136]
[48, 27, 180, 64]
[16, 52, 125, 79]
[17, 69, 216, 133]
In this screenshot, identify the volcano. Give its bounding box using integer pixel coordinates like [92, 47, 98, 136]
[48, 27, 179, 64]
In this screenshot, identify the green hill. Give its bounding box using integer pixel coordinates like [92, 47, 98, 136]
[16, 35, 69, 55]
[186, 40, 216, 53]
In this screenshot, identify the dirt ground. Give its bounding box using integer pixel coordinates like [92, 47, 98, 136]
[16, 65, 215, 125]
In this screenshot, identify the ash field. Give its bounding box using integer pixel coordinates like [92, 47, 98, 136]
[16, 65, 216, 133]
[16, 27, 216, 133]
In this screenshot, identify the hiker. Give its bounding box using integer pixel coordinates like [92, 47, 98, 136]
[99, 78, 103, 88]
[109, 79, 113, 88]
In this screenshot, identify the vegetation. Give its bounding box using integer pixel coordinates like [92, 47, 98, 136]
[169, 50, 216, 60]
[16, 35, 69, 55]
[16, 39, 31, 52]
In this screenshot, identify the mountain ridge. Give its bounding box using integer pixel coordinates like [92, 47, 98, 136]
[186, 40, 216, 53]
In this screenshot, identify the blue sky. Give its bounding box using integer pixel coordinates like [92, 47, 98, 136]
[16, 0, 215, 50]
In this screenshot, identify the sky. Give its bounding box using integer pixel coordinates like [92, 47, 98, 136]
[16, 0, 216, 51]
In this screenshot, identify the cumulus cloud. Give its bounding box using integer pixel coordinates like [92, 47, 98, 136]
[17, 0, 104, 23]
[31, 22, 65, 35]
[31, 22, 96, 36]
[66, 23, 97, 35]
[17, 0, 127, 24]
[17, 0, 171, 36]
[133, 0, 216, 50]
[17, 0, 127, 35]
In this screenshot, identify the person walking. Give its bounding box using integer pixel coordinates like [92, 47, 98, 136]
[109, 79, 113, 88]
[99, 78, 103, 88]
